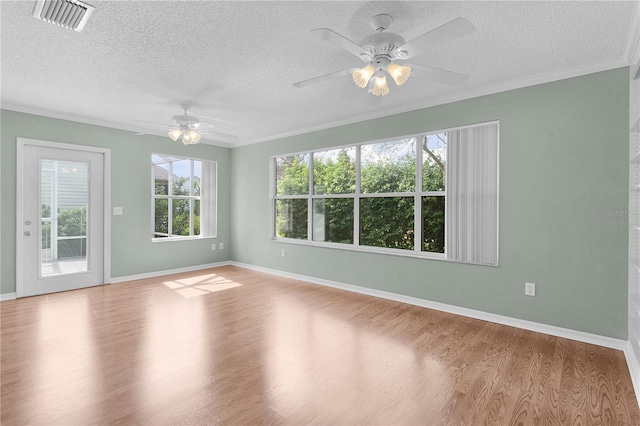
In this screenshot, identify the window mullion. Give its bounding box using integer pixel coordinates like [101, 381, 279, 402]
[415, 136, 423, 254]
[189, 160, 194, 236]
[272, 158, 277, 238]
[168, 198, 173, 237]
[354, 145, 361, 247]
[168, 161, 173, 236]
[308, 152, 314, 242]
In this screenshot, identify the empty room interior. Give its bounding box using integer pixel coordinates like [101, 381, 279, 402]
[2, 0, 640, 424]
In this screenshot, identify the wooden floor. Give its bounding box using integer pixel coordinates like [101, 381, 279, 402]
[1, 266, 639, 425]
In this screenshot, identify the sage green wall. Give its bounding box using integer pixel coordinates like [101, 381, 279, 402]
[1, 110, 231, 294]
[230, 68, 630, 339]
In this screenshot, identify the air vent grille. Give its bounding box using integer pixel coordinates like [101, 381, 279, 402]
[32, 0, 94, 32]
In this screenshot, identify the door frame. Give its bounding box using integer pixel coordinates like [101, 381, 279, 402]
[16, 138, 112, 298]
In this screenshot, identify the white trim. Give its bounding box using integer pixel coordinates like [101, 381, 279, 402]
[15, 138, 112, 296]
[16, 140, 25, 298]
[1, 55, 628, 149]
[110, 261, 231, 284]
[269, 121, 500, 159]
[235, 59, 629, 147]
[0, 104, 234, 148]
[624, 341, 640, 408]
[103, 148, 112, 286]
[272, 122, 496, 266]
[270, 236, 448, 262]
[623, 1, 640, 67]
[0, 293, 17, 302]
[229, 261, 628, 351]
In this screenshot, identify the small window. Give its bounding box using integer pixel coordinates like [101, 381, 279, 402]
[152, 154, 216, 240]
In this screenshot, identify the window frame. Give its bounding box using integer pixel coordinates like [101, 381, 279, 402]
[151, 153, 216, 242]
[271, 121, 498, 262]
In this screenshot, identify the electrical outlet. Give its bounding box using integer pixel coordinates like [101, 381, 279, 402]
[525, 282, 536, 296]
[219, 243, 224, 250]
[211, 243, 216, 251]
[113, 207, 123, 215]
[281, 249, 286, 257]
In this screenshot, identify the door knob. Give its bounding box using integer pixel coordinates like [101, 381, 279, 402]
[24, 231, 31, 236]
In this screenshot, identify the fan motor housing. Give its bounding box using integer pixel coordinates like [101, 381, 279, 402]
[359, 32, 405, 55]
[172, 114, 199, 126]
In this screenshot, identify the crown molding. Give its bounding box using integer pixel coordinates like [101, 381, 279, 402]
[0, 103, 234, 148]
[623, 0, 640, 65]
[236, 57, 630, 147]
[1, 55, 632, 149]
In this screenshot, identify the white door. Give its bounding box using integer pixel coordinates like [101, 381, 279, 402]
[18, 142, 106, 297]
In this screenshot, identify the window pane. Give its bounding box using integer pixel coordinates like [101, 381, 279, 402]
[57, 207, 86, 237]
[172, 199, 191, 236]
[361, 138, 416, 193]
[172, 159, 192, 196]
[193, 199, 200, 236]
[276, 199, 307, 239]
[154, 163, 170, 195]
[276, 155, 309, 195]
[41, 160, 88, 276]
[422, 133, 446, 192]
[154, 198, 169, 237]
[422, 196, 445, 253]
[58, 238, 86, 259]
[360, 197, 414, 250]
[313, 148, 356, 194]
[193, 160, 201, 196]
[313, 198, 354, 244]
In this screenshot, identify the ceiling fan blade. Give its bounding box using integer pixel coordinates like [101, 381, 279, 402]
[193, 122, 215, 131]
[191, 113, 238, 127]
[134, 130, 167, 137]
[408, 63, 470, 86]
[398, 17, 475, 59]
[293, 68, 358, 88]
[311, 28, 368, 58]
[133, 119, 171, 128]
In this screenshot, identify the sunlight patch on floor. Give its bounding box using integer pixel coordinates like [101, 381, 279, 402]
[162, 274, 242, 298]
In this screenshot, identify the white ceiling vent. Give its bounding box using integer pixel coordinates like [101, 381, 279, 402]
[32, 0, 94, 32]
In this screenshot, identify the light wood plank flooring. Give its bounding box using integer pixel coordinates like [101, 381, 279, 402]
[2, 266, 639, 424]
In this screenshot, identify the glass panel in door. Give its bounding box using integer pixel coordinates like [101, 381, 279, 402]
[40, 159, 89, 277]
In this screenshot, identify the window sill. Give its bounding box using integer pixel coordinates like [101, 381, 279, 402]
[152, 236, 217, 243]
[271, 237, 445, 260]
[270, 237, 497, 267]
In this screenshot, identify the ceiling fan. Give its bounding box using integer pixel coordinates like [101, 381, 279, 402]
[135, 102, 237, 145]
[293, 14, 475, 96]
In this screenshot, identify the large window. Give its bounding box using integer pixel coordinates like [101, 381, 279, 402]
[272, 122, 499, 265]
[152, 154, 217, 240]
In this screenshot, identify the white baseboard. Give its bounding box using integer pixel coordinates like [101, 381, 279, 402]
[0, 292, 17, 302]
[229, 261, 628, 351]
[624, 342, 640, 407]
[111, 261, 232, 284]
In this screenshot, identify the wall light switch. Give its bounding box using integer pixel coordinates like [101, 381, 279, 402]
[211, 243, 216, 251]
[113, 207, 123, 215]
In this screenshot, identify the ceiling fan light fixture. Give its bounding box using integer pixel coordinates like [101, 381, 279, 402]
[371, 75, 389, 96]
[182, 132, 192, 145]
[188, 129, 202, 143]
[387, 62, 412, 86]
[352, 64, 375, 88]
[168, 128, 182, 141]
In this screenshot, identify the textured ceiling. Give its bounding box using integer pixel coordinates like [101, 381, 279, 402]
[1, 1, 638, 146]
